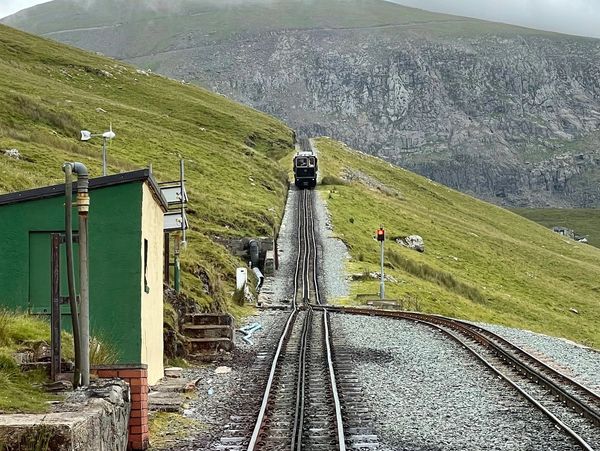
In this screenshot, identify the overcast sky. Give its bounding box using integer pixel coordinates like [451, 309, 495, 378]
[0, 0, 50, 19]
[1, 0, 600, 39]
[388, 0, 600, 38]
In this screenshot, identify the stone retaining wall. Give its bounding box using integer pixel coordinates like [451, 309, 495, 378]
[0, 379, 130, 450]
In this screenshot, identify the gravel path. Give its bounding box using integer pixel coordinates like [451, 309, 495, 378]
[476, 322, 600, 392]
[331, 313, 581, 451]
[258, 187, 297, 306]
[314, 188, 350, 301]
[311, 138, 350, 301]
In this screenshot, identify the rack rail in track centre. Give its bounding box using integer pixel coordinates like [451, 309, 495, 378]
[315, 305, 600, 450]
[247, 189, 347, 450]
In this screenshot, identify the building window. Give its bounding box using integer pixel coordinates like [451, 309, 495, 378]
[144, 239, 150, 294]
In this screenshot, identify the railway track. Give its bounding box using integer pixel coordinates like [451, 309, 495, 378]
[247, 188, 346, 450]
[318, 306, 600, 450]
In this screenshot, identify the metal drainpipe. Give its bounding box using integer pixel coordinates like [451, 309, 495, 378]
[62, 164, 82, 387]
[64, 162, 90, 386]
[71, 163, 90, 387]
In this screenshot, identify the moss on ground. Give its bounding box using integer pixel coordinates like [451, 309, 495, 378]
[148, 412, 206, 450]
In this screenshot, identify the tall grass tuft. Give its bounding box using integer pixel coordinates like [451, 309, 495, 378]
[11, 94, 79, 137]
[89, 336, 120, 365]
[0, 309, 11, 347]
[388, 251, 487, 303]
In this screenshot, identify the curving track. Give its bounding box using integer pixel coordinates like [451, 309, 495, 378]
[319, 306, 600, 450]
[247, 188, 346, 450]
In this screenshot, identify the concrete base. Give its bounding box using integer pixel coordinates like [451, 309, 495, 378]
[0, 380, 130, 451]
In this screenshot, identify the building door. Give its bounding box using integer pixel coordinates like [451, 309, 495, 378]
[29, 232, 78, 319]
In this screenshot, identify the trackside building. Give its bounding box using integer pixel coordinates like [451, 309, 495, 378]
[0, 169, 166, 384]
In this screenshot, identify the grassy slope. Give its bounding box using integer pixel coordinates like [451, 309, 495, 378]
[316, 138, 600, 348]
[0, 24, 293, 309]
[0, 311, 65, 413]
[0, 24, 292, 411]
[511, 208, 600, 248]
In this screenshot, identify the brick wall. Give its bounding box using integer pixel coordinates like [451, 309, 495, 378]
[94, 365, 149, 450]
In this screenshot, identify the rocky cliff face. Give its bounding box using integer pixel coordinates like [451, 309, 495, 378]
[168, 29, 600, 207]
[6, 0, 600, 206]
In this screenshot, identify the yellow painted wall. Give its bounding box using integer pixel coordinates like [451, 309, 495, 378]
[140, 182, 165, 385]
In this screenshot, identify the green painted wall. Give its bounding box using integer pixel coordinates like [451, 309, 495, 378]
[0, 182, 143, 363]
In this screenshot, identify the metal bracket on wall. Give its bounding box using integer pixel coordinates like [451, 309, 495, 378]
[51, 233, 61, 381]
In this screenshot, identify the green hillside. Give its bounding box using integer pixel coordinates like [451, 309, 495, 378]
[510, 208, 600, 248]
[1, 19, 599, 353]
[0, 24, 293, 309]
[316, 138, 600, 348]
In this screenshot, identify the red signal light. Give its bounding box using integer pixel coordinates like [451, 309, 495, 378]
[376, 228, 385, 241]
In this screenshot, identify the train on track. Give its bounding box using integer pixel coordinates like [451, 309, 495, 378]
[293, 137, 318, 188]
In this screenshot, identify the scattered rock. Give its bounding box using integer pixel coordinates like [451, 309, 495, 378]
[350, 272, 397, 283]
[570, 308, 579, 315]
[96, 107, 107, 113]
[214, 366, 232, 375]
[396, 235, 425, 252]
[165, 367, 183, 378]
[43, 380, 73, 393]
[3, 149, 20, 160]
[12, 352, 33, 364]
[342, 169, 401, 198]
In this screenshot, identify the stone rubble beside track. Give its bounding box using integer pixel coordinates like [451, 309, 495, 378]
[159, 309, 290, 450]
[258, 188, 297, 308]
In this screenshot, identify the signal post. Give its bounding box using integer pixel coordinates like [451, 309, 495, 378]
[377, 226, 385, 299]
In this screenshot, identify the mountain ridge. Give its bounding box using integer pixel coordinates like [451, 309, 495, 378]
[6, 0, 600, 208]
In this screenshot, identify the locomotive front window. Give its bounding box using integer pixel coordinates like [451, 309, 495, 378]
[297, 158, 308, 167]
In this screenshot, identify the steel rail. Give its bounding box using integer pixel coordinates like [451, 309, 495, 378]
[307, 190, 319, 305]
[247, 308, 298, 451]
[302, 189, 310, 303]
[402, 312, 600, 427]
[317, 305, 598, 450]
[455, 318, 600, 410]
[307, 189, 347, 450]
[291, 308, 312, 451]
[323, 309, 347, 451]
[291, 190, 303, 310]
[248, 189, 347, 451]
[247, 189, 308, 450]
[421, 318, 595, 451]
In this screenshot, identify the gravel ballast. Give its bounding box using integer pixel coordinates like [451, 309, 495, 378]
[159, 309, 289, 450]
[331, 313, 581, 451]
[476, 322, 600, 391]
[314, 188, 350, 300]
[258, 187, 297, 306]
